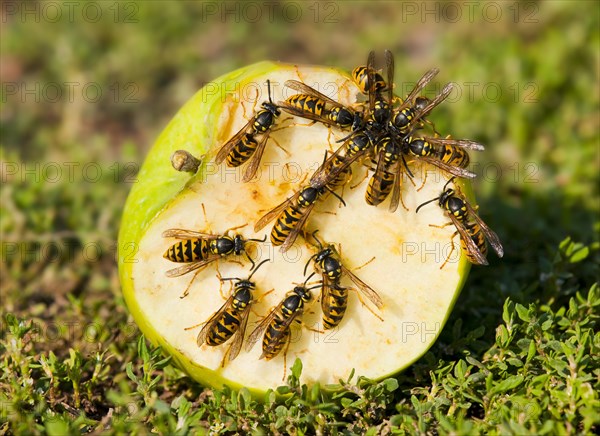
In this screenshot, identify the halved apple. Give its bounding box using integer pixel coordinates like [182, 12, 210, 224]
[118, 61, 471, 395]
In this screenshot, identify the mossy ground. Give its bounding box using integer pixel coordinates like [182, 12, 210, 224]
[1, 2, 599, 434]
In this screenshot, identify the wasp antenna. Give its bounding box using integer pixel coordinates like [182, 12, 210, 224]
[311, 230, 324, 248]
[266, 79, 274, 104]
[303, 253, 318, 276]
[303, 271, 316, 285]
[328, 188, 346, 207]
[443, 176, 456, 191]
[401, 154, 414, 179]
[248, 258, 270, 280]
[415, 196, 440, 214]
[248, 234, 267, 243]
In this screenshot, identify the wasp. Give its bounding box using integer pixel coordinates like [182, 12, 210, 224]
[365, 134, 405, 211]
[352, 59, 387, 95]
[186, 259, 270, 367]
[364, 50, 396, 130]
[254, 151, 350, 252]
[246, 273, 321, 370]
[280, 80, 363, 131]
[401, 135, 485, 179]
[304, 231, 383, 329]
[162, 226, 266, 297]
[215, 80, 281, 182]
[416, 177, 504, 268]
[389, 69, 455, 135]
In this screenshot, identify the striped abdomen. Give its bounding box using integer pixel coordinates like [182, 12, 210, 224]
[437, 144, 470, 168]
[351, 66, 385, 95]
[285, 94, 326, 116]
[461, 222, 488, 263]
[270, 204, 304, 246]
[261, 316, 290, 360]
[322, 286, 348, 329]
[365, 170, 395, 205]
[164, 238, 210, 263]
[226, 133, 258, 167]
[206, 308, 244, 346]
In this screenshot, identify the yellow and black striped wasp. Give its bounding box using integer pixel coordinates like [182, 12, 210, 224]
[245, 273, 321, 376]
[365, 134, 407, 211]
[304, 230, 383, 329]
[280, 80, 363, 131]
[401, 134, 485, 179]
[389, 68, 454, 136]
[365, 50, 395, 131]
[416, 177, 504, 268]
[352, 57, 387, 96]
[186, 259, 270, 367]
[215, 80, 281, 182]
[162, 225, 266, 296]
[364, 81, 456, 212]
[254, 151, 352, 252]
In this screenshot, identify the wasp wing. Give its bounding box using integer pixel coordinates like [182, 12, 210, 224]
[463, 200, 504, 258]
[223, 305, 252, 365]
[242, 132, 270, 183]
[446, 213, 489, 266]
[279, 201, 318, 253]
[385, 49, 394, 105]
[162, 229, 219, 239]
[195, 292, 236, 346]
[412, 82, 454, 123]
[419, 157, 477, 179]
[278, 102, 337, 126]
[254, 190, 302, 232]
[319, 274, 333, 316]
[366, 50, 377, 115]
[215, 117, 255, 165]
[165, 256, 217, 277]
[284, 80, 345, 109]
[389, 158, 409, 213]
[341, 265, 383, 309]
[425, 137, 485, 151]
[245, 302, 283, 351]
[259, 306, 305, 360]
[397, 68, 439, 111]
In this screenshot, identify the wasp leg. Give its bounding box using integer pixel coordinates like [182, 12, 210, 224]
[180, 266, 207, 299]
[269, 136, 291, 157]
[429, 222, 454, 229]
[184, 321, 204, 331]
[417, 167, 429, 192]
[302, 321, 325, 335]
[250, 288, 275, 317]
[440, 231, 459, 270]
[353, 256, 376, 271]
[281, 336, 292, 381]
[223, 223, 248, 234]
[350, 168, 370, 190]
[352, 289, 384, 322]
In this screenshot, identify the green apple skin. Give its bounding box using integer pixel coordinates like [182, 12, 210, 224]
[118, 61, 472, 397]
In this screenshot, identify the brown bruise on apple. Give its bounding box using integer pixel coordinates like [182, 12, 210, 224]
[131, 66, 468, 390]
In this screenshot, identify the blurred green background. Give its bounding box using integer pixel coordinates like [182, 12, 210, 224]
[1, 1, 598, 433]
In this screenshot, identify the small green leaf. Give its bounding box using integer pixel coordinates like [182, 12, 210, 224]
[291, 358, 302, 379]
[489, 375, 524, 395]
[515, 304, 530, 322]
[382, 378, 399, 392]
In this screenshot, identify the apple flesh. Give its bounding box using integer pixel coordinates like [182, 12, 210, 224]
[118, 62, 471, 394]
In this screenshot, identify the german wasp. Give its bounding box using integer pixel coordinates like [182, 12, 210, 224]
[215, 79, 282, 182]
[304, 231, 383, 329]
[416, 177, 504, 268]
[188, 259, 270, 366]
[246, 273, 321, 365]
